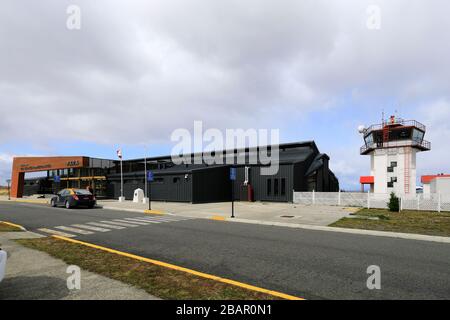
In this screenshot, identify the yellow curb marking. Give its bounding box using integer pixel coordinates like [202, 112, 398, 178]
[0, 221, 26, 230]
[212, 216, 226, 221]
[10, 199, 49, 204]
[144, 210, 165, 215]
[51, 235, 304, 301]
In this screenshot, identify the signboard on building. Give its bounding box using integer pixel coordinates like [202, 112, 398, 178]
[230, 168, 237, 181]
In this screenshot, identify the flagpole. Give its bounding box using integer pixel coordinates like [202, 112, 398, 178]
[118, 148, 124, 202]
[120, 156, 124, 202]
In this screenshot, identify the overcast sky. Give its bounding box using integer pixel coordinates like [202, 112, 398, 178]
[1, 0, 449, 189]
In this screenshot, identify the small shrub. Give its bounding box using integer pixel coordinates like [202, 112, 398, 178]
[388, 192, 400, 212]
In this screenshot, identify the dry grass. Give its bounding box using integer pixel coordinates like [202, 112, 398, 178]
[0, 187, 9, 196]
[330, 208, 450, 237]
[17, 237, 281, 300]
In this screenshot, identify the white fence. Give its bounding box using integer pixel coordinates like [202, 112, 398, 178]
[293, 191, 450, 212]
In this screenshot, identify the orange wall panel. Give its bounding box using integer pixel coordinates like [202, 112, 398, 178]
[10, 156, 88, 198]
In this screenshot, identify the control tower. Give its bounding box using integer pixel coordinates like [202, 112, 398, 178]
[359, 116, 431, 196]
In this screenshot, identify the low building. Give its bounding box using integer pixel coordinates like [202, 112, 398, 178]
[421, 174, 450, 195]
[13, 141, 339, 203]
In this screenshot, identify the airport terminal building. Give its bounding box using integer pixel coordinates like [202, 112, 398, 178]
[12, 141, 339, 203]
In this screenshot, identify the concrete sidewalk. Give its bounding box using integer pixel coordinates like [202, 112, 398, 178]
[0, 195, 50, 204]
[97, 200, 450, 244]
[0, 231, 158, 300]
[99, 199, 355, 226]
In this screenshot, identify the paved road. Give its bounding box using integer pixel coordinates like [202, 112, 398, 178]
[1, 201, 449, 300]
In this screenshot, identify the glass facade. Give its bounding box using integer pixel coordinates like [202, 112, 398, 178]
[412, 129, 425, 142]
[365, 133, 374, 146]
[44, 158, 117, 198]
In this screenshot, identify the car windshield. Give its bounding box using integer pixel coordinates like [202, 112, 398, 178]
[74, 189, 92, 195]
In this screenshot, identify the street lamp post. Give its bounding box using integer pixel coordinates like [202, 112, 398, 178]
[230, 167, 236, 218]
[148, 180, 152, 211]
[147, 171, 153, 211]
[144, 147, 149, 204]
[120, 157, 124, 201]
[6, 179, 11, 201]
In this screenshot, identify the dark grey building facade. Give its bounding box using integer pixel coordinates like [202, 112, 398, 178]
[106, 141, 339, 203]
[23, 141, 339, 203]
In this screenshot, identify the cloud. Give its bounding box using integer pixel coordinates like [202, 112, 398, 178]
[417, 99, 450, 175]
[0, 153, 48, 185]
[0, 154, 13, 185]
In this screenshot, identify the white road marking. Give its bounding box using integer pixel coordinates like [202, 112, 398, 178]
[55, 226, 94, 235]
[140, 216, 178, 221]
[112, 219, 149, 226]
[124, 217, 161, 224]
[101, 220, 139, 227]
[87, 222, 125, 230]
[147, 214, 191, 220]
[142, 216, 175, 221]
[37, 228, 76, 238]
[142, 216, 190, 222]
[71, 224, 110, 232]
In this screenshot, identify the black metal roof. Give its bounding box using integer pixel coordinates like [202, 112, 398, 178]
[105, 141, 326, 179]
[116, 141, 320, 165]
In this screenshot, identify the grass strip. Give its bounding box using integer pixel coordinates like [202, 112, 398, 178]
[17, 237, 281, 300]
[330, 208, 450, 237]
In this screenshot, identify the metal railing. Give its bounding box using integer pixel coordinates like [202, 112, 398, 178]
[293, 191, 449, 212]
[360, 139, 431, 154]
[365, 120, 426, 136]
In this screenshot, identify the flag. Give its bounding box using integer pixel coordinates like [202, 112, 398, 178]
[117, 148, 122, 159]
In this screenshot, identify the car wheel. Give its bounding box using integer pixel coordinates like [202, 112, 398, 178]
[50, 199, 57, 207]
[65, 201, 71, 209]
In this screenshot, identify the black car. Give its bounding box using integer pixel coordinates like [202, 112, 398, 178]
[50, 188, 96, 209]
